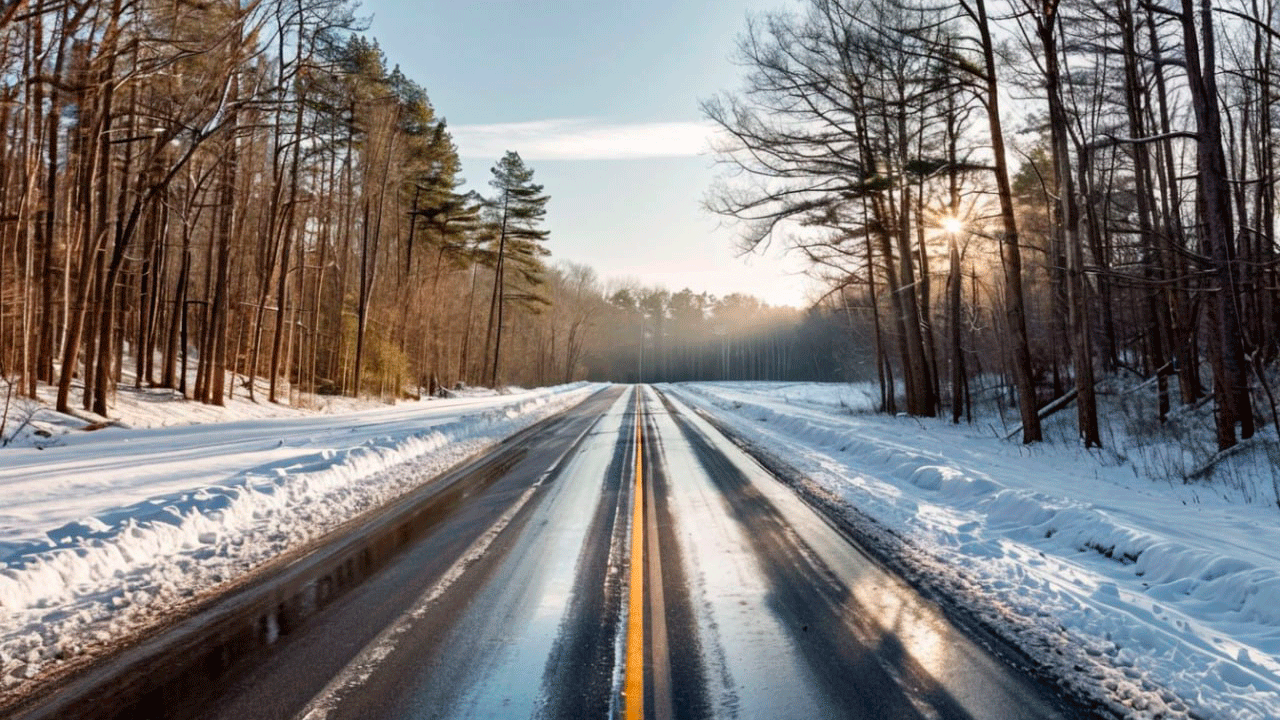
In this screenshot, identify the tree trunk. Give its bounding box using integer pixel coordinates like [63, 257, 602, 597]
[56, 51, 113, 414]
[1038, 2, 1100, 447]
[485, 195, 510, 387]
[976, 0, 1041, 442]
[1179, 0, 1254, 449]
[208, 115, 238, 407]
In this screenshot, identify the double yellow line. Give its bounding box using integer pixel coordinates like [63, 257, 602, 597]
[625, 390, 673, 720]
[625, 396, 646, 720]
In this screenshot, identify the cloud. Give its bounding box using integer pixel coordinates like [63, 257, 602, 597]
[450, 118, 715, 161]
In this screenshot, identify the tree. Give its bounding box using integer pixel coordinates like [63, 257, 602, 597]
[702, 0, 944, 417]
[482, 150, 550, 387]
[553, 262, 602, 383]
[1012, 0, 1101, 446]
[962, 0, 1043, 442]
[1173, 0, 1254, 449]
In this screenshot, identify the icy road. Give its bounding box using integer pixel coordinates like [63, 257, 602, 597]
[14, 385, 1100, 720]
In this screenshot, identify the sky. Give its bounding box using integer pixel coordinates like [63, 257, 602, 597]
[359, 0, 817, 308]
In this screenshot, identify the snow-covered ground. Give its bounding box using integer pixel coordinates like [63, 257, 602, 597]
[666, 381, 1280, 720]
[0, 381, 602, 692]
[6, 377, 1277, 717]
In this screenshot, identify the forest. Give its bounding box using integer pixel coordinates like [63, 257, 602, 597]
[1, 0, 1279, 457]
[704, 0, 1280, 452]
[0, 0, 857, 421]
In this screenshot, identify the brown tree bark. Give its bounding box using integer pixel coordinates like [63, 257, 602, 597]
[1179, 0, 1255, 449]
[975, 0, 1041, 442]
[1036, 0, 1100, 446]
[56, 26, 116, 414]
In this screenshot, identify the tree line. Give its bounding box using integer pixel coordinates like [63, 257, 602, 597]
[0, 0, 574, 414]
[0, 0, 854, 417]
[705, 0, 1280, 450]
[12, 0, 1262, 449]
[585, 284, 866, 383]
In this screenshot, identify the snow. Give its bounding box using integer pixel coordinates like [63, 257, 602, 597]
[0, 380, 603, 693]
[7, 376, 1279, 717]
[665, 381, 1280, 720]
[650, 385, 1070, 719]
[301, 388, 634, 719]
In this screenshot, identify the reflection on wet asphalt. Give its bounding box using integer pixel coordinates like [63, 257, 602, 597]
[180, 384, 1097, 720]
[649, 387, 1076, 720]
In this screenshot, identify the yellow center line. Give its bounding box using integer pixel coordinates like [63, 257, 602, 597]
[625, 391, 645, 720]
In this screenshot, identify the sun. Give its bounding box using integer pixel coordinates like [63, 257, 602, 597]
[941, 216, 965, 234]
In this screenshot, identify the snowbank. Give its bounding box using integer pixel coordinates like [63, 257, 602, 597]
[0, 382, 602, 691]
[667, 381, 1280, 720]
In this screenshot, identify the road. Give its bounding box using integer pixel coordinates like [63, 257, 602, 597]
[19, 384, 1100, 720]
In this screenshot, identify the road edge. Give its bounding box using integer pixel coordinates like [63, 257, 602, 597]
[4, 386, 615, 720]
[655, 385, 1124, 720]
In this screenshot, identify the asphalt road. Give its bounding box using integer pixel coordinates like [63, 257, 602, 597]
[23, 384, 1104, 720]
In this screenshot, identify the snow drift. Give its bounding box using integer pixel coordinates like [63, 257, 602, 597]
[0, 383, 601, 690]
[667, 381, 1280, 720]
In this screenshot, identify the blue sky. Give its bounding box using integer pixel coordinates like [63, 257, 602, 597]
[361, 0, 814, 307]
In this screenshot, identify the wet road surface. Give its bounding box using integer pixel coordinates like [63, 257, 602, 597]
[23, 385, 1102, 720]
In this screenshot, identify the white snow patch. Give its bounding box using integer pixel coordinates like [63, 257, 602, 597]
[666, 381, 1280, 720]
[0, 381, 602, 692]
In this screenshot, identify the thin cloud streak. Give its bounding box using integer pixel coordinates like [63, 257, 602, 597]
[451, 118, 715, 161]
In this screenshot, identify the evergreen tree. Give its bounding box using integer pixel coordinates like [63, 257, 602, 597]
[483, 151, 550, 386]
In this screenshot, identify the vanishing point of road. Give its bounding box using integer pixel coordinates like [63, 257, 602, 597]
[17, 385, 1107, 720]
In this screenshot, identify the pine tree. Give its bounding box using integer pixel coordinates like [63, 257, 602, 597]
[483, 151, 550, 387]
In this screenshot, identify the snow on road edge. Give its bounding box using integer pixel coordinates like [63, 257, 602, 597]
[665, 382, 1280, 720]
[0, 382, 602, 692]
